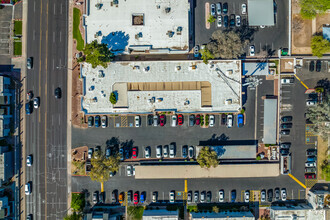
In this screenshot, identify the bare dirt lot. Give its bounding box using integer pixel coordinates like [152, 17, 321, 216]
[292, 14, 312, 54]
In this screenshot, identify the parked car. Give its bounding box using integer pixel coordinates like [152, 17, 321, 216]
[119, 192, 124, 204]
[101, 115, 107, 128]
[187, 191, 192, 203]
[178, 114, 183, 125]
[163, 145, 169, 157]
[217, 16, 222, 27]
[169, 144, 175, 158]
[208, 115, 214, 127]
[206, 191, 212, 203]
[132, 147, 138, 159]
[194, 45, 200, 58]
[125, 147, 130, 159]
[54, 87, 62, 99]
[216, 3, 221, 15]
[119, 148, 124, 160]
[227, 114, 233, 128]
[261, 190, 266, 202]
[88, 148, 93, 159]
[221, 114, 226, 125]
[99, 192, 104, 203]
[224, 15, 228, 27]
[274, 188, 280, 201]
[169, 191, 175, 203]
[27, 57, 33, 69]
[237, 114, 244, 127]
[160, 115, 165, 126]
[153, 115, 159, 126]
[94, 146, 100, 158]
[309, 61, 315, 72]
[145, 146, 151, 158]
[105, 147, 111, 159]
[33, 97, 39, 109]
[27, 155, 33, 167]
[127, 191, 132, 203]
[281, 189, 287, 201]
[148, 115, 153, 126]
[189, 114, 195, 126]
[281, 123, 292, 129]
[223, 2, 228, 14]
[188, 146, 194, 158]
[219, 190, 224, 202]
[306, 149, 317, 156]
[236, 15, 241, 26]
[307, 156, 316, 162]
[305, 162, 316, 167]
[267, 189, 273, 202]
[316, 60, 321, 72]
[152, 192, 157, 202]
[231, 190, 236, 202]
[249, 45, 255, 56]
[27, 91, 33, 100]
[280, 130, 290, 135]
[306, 100, 317, 106]
[195, 114, 201, 125]
[134, 192, 139, 204]
[281, 78, 294, 84]
[305, 173, 317, 179]
[135, 115, 140, 127]
[230, 14, 235, 27]
[140, 192, 145, 203]
[93, 191, 99, 204]
[305, 167, 317, 173]
[280, 149, 289, 155]
[127, 165, 132, 176]
[200, 191, 205, 203]
[25, 182, 32, 195]
[156, 146, 162, 158]
[112, 191, 117, 203]
[241, 4, 247, 14]
[194, 191, 199, 203]
[94, 115, 100, 128]
[182, 145, 188, 158]
[211, 4, 216, 16]
[244, 191, 250, 203]
[280, 143, 291, 149]
[27, 214, 33, 220]
[281, 116, 292, 122]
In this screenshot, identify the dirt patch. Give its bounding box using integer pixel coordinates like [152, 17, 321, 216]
[316, 13, 330, 33]
[71, 146, 88, 175]
[292, 15, 312, 52]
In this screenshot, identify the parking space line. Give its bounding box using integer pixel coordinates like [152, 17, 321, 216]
[288, 173, 306, 189]
[294, 74, 309, 89]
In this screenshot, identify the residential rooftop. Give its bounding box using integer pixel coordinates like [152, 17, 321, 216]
[85, 0, 190, 54]
[81, 60, 242, 114]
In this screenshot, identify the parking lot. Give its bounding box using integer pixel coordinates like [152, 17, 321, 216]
[0, 6, 12, 69]
[193, 0, 289, 57]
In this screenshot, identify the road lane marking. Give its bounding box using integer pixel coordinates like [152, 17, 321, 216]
[34, 1, 35, 12]
[53, 31, 55, 43]
[54, 3, 56, 15]
[59, 31, 62, 42]
[185, 179, 187, 193]
[288, 173, 306, 189]
[33, 30, 35, 40]
[101, 182, 104, 192]
[294, 74, 309, 90]
[38, 0, 43, 123]
[60, 3, 63, 14]
[52, 59, 54, 70]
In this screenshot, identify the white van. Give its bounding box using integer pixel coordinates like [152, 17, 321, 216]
[156, 146, 162, 158]
[171, 115, 177, 127]
[169, 144, 175, 158]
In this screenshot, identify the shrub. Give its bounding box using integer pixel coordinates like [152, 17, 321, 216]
[240, 108, 245, 114]
[256, 155, 261, 160]
[110, 92, 117, 104]
[71, 193, 85, 212]
[207, 15, 216, 23]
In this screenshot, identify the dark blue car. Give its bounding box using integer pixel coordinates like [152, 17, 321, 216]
[95, 115, 100, 127]
[119, 148, 124, 161]
[237, 114, 244, 127]
[25, 102, 32, 115]
[231, 190, 236, 202]
[224, 15, 228, 27]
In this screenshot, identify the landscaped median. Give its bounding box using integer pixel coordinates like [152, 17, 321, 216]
[73, 8, 84, 51]
[13, 20, 22, 56]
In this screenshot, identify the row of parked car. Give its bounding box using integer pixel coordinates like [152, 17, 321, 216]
[305, 149, 317, 179]
[309, 60, 322, 72]
[280, 116, 293, 136]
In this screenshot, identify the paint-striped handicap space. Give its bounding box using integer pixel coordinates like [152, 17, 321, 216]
[113, 116, 128, 127]
[305, 179, 318, 188]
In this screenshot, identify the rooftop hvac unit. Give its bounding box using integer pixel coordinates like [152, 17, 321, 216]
[227, 70, 233, 75]
[165, 7, 171, 13]
[156, 98, 163, 102]
[225, 99, 232, 105]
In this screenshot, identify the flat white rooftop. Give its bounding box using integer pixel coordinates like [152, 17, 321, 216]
[81, 60, 242, 114]
[85, 0, 190, 53]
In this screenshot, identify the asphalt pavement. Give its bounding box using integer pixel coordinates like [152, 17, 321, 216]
[25, 0, 68, 219]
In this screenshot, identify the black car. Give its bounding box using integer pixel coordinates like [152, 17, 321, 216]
[221, 114, 226, 125]
[223, 2, 228, 14]
[112, 191, 117, 203]
[280, 143, 291, 149]
[230, 14, 235, 27]
[224, 15, 228, 27]
[54, 87, 61, 99]
[125, 147, 130, 159]
[189, 115, 195, 126]
[280, 123, 292, 129]
[206, 191, 212, 203]
[280, 149, 289, 155]
[267, 189, 273, 202]
[182, 145, 188, 158]
[95, 115, 100, 128]
[309, 61, 315, 72]
[306, 149, 317, 156]
[25, 102, 32, 115]
[316, 60, 321, 72]
[280, 130, 290, 135]
[281, 116, 292, 122]
[27, 57, 33, 69]
[27, 214, 33, 220]
[274, 188, 280, 201]
[147, 114, 153, 126]
[99, 191, 104, 203]
[88, 116, 93, 127]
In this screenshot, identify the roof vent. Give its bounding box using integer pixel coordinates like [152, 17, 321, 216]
[165, 7, 171, 13]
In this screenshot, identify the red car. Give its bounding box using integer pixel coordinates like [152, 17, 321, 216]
[134, 192, 139, 204]
[160, 115, 165, 126]
[132, 147, 138, 159]
[305, 173, 316, 179]
[178, 114, 183, 125]
[195, 114, 200, 125]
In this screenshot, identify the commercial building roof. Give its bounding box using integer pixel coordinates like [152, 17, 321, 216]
[242, 62, 270, 76]
[247, 0, 274, 26]
[191, 211, 254, 220]
[200, 145, 256, 159]
[263, 99, 277, 144]
[85, 0, 190, 54]
[323, 26, 330, 41]
[81, 60, 242, 114]
[143, 210, 179, 220]
[135, 164, 279, 179]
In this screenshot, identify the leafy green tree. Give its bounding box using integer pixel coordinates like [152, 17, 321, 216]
[315, 87, 324, 93]
[207, 30, 249, 59]
[207, 15, 216, 23]
[306, 95, 330, 139]
[110, 92, 117, 104]
[299, 0, 330, 19]
[71, 193, 85, 212]
[321, 159, 330, 181]
[64, 212, 82, 220]
[200, 48, 215, 64]
[89, 152, 120, 183]
[127, 206, 145, 220]
[79, 40, 113, 68]
[311, 35, 330, 58]
[197, 146, 219, 168]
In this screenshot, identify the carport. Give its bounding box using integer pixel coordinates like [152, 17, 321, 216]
[247, 0, 274, 26]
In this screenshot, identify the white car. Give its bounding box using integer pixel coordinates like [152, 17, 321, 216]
[25, 182, 32, 195]
[281, 78, 294, 84]
[261, 190, 266, 202]
[236, 15, 241, 27]
[26, 155, 32, 167]
[211, 4, 216, 16]
[169, 191, 175, 203]
[163, 145, 169, 158]
[219, 190, 224, 202]
[226, 114, 233, 128]
[88, 148, 93, 159]
[127, 165, 132, 176]
[244, 190, 250, 203]
[133, 165, 135, 176]
[249, 45, 255, 56]
[305, 162, 316, 167]
[135, 116, 140, 127]
[145, 147, 150, 158]
[306, 100, 317, 106]
[209, 115, 215, 127]
[171, 115, 177, 127]
[33, 97, 39, 109]
[217, 16, 222, 27]
[101, 115, 107, 128]
[241, 4, 247, 14]
[169, 144, 175, 158]
[200, 191, 205, 203]
[281, 188, 287, 201]
[216, 3, 221, 15]
[156, 146, 162, 158]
